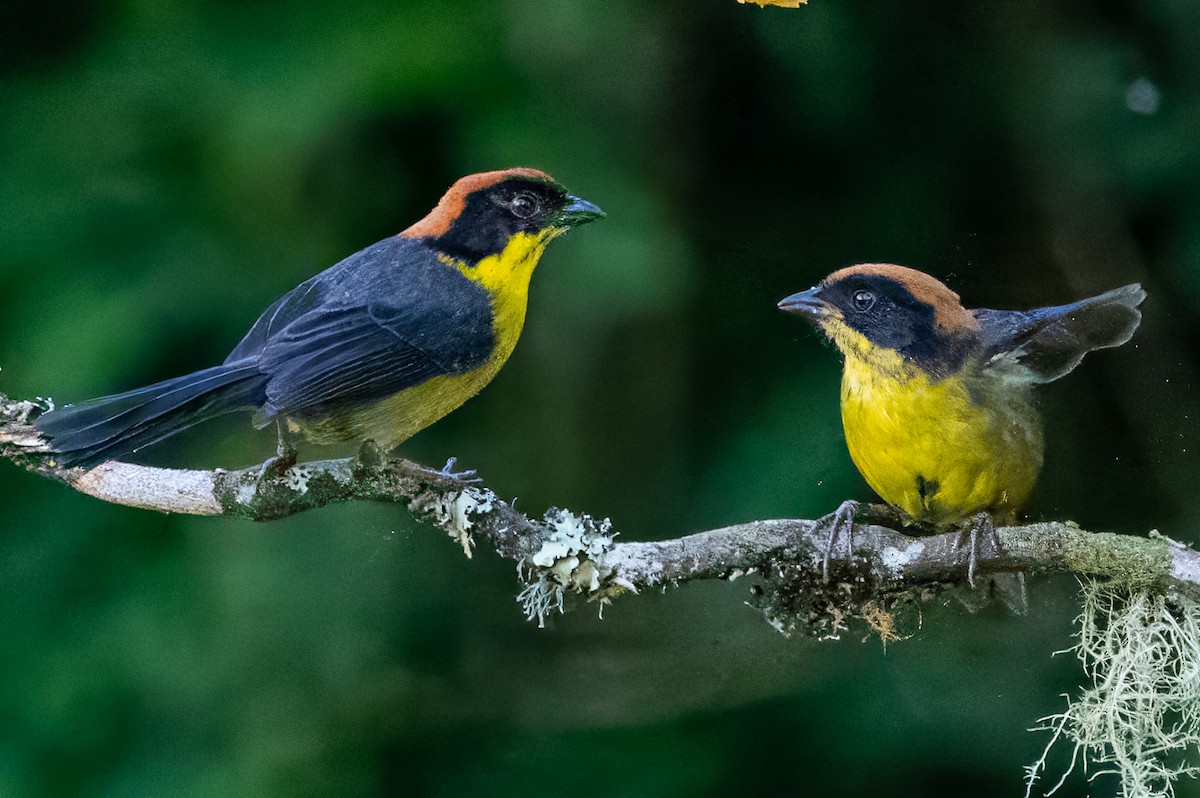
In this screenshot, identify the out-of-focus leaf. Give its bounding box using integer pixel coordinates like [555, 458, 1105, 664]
[738, 0, 807, 7]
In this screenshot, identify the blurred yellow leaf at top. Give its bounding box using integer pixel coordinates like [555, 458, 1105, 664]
[738, 0, 807, 6]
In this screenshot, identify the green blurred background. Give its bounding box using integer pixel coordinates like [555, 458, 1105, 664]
[1, 0, 1198, 795]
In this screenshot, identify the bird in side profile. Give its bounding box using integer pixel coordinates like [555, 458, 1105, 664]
[778, 263, 1145, 581]
[36, 168, 604, 470]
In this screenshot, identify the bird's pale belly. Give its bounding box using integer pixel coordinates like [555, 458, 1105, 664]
[840, 355, 1043, 527]
[292, 360, 505, 449]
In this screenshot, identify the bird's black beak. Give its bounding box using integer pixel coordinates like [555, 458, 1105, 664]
[778, 286, 827, 322]
[554, 195, 606, 228]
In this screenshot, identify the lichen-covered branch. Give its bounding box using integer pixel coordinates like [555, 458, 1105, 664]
[4, 390, 1197, 623]
[9, 390, 1197, 798]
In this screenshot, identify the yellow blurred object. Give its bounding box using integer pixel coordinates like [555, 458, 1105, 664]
[738, 0, 807, 7]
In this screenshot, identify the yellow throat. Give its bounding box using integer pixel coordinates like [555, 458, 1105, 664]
[450, 229, 552, 363]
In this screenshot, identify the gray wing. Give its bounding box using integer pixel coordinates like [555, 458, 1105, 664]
[976, 284, 1145, 382]
[226, 237, 496, 418]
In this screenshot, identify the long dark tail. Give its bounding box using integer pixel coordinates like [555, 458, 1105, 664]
[35, 362, 268, 468]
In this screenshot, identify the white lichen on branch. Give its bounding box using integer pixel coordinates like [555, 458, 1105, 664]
[0, 394, 52, 447]
[1025, 578, 1200, 798]
[410, 485, 498, 558]
[517, 509, 621, 627]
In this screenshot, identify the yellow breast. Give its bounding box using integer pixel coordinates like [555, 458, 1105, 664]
[838, 334, 1043, 527]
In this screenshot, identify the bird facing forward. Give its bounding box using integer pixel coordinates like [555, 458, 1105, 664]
[37, 168, 604, 469]
[779, 264, 1145, 538]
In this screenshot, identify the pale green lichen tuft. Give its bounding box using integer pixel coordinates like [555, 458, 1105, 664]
[284, 465, 313, 494]
[235, 483, 257, 506]
[1025, 578, 1200, 798]
[517, 508, 618, 627]
[411, 487, 497, 559]
[516, 576, 565, 629]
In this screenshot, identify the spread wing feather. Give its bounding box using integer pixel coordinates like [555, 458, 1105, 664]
[976, 284, 1145, 382]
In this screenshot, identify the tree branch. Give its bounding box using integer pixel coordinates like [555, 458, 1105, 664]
[4, 391, 1195, 628]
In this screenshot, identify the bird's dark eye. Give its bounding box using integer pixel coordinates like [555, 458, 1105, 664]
[508, 192, 539, 219]
[852, 290, 876, 311]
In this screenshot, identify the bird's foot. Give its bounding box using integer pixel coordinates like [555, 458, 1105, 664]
[440, 456, 481, 483]
[954, 511, 1001, 587]
[418, 456, 482, 485]
[254, 418, 299, 480]
[256, 442, 298, 481]
[819, 499, 860, 583]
